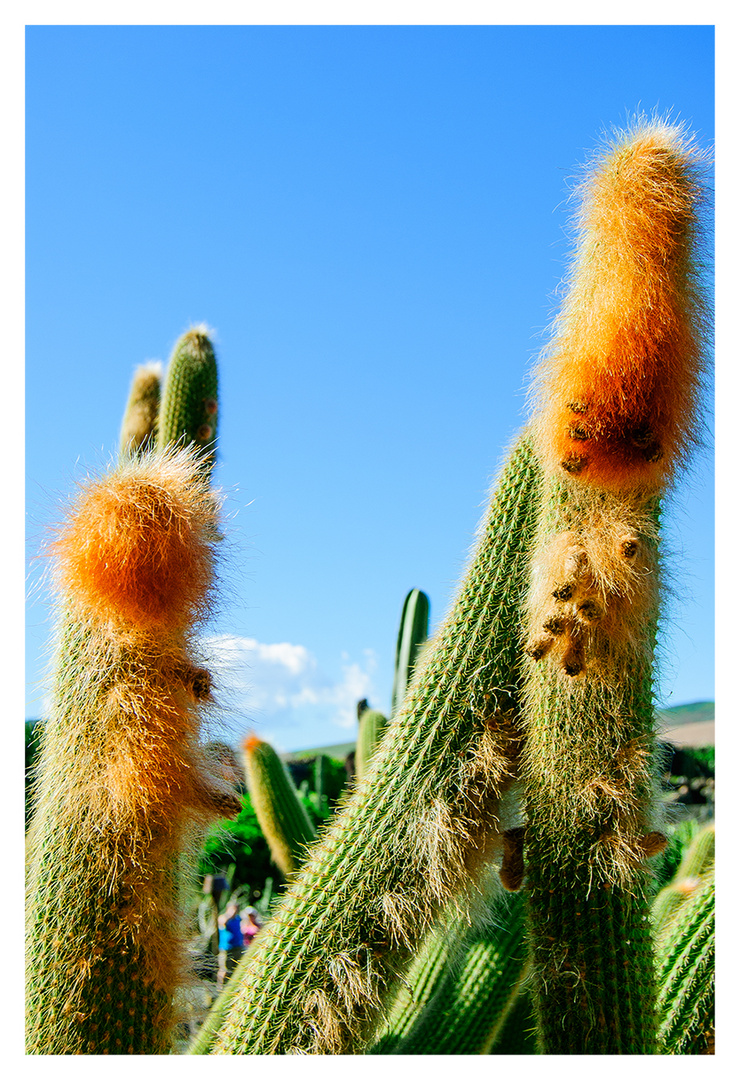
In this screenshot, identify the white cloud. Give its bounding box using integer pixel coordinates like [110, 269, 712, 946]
[201, 634, 378, 753]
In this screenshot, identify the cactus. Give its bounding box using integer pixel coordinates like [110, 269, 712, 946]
[652, 822, 715, 941]
[157, 326, 219, 474]
[25, 448, 240, 1054]
[355, 589, 429, 778]
[370, 887, 530, 1055]
[488, 981, 538, 1054]
[204, 434, 541, 1054]
[655, 870, 714, 1054]
[391, 588, 430, 717]
[241, 734, 316, 880]
[519, 119, 708, 1054]
[119, 361, 162, 458]
[354, 707, 389, 780]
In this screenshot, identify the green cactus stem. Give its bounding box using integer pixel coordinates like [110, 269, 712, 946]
[368, 900, 472, 1052]
[488, 983, 538, 1054]
[355, 708, 389, 780]
[652, 822, 715, 942]
[391, 588, 430, 717]
[157, 326, 219, 474]
[203, 434, 541, 1054]
[371, 887, 530, 1055]
[519, 480, 665, 1053]
[25, 449, 240, 1054]
[242, 735, 316, 880]
[119, 361, 162, 458]
[655, 870, 714, 1054]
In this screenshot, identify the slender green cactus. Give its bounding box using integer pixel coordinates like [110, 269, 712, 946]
[354, 708, 389, 780]
[368, 914, 460, 1050]
[204, 434, 541, 1054]
[311, 752, 331, 815]
[157, 326, 219, 473]
[391, 588, 430, 717]
[519, 118, 708, 1054]
[674, 821, 715, 880]
[652, 822, 715, 941]
[655, 870, 714, 1054]
[370, 888, 530, 1055]
[241, 735, 316, 880]
[119, 361, 162, 458]
[489, 981, 538, 1054]
[25, 449, 239, 1054]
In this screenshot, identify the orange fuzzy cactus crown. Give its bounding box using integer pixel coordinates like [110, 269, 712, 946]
[530, 118, 709, 492]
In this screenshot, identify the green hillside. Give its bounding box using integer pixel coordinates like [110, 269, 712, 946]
[656, 701, 714, 728]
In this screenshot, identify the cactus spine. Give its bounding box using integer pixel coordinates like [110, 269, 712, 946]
[205, 435, 541, 1054]
[520, 119, 708, 1054]
[242, 735, 316, 879]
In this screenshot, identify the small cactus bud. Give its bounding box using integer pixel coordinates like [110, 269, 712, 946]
[499, 827, 526, 892]
[526, 636, 555, 661]
[562, 639, 586, 676]
[561, 454, 588, 475]
[576, 598, 603, 624]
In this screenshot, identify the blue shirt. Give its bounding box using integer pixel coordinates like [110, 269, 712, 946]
[219, 915, 244, 951]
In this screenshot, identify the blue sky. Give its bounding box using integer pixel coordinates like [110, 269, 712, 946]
[25, 23, 715, 753]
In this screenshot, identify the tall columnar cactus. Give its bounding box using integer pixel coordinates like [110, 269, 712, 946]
[241, 735, 316, 879]
[519, 119, 708, 1053]
[354, 707, 389, 780]
[119, 361, 162, 458]
[157, 326, 219, 474]
[25, 448, 240, 1054]
[391, 588, 430, 717]
[203, 435, 541, 1054]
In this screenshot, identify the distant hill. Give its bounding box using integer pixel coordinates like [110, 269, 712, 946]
[656, 701, 714, 748]
[656, 701, 714, 727]
[282, 741, 356, 762]
[281, 702, 716, 759]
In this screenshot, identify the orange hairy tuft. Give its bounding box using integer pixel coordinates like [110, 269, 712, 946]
[531, 118, 708, 491]
[53, 449, 218, 632]
[243, 732, 263, 754]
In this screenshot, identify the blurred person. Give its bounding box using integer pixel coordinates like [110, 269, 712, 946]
[216, 900, 244, 990]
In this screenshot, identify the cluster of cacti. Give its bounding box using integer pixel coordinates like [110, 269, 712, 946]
[26, 118, 712, 1056]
